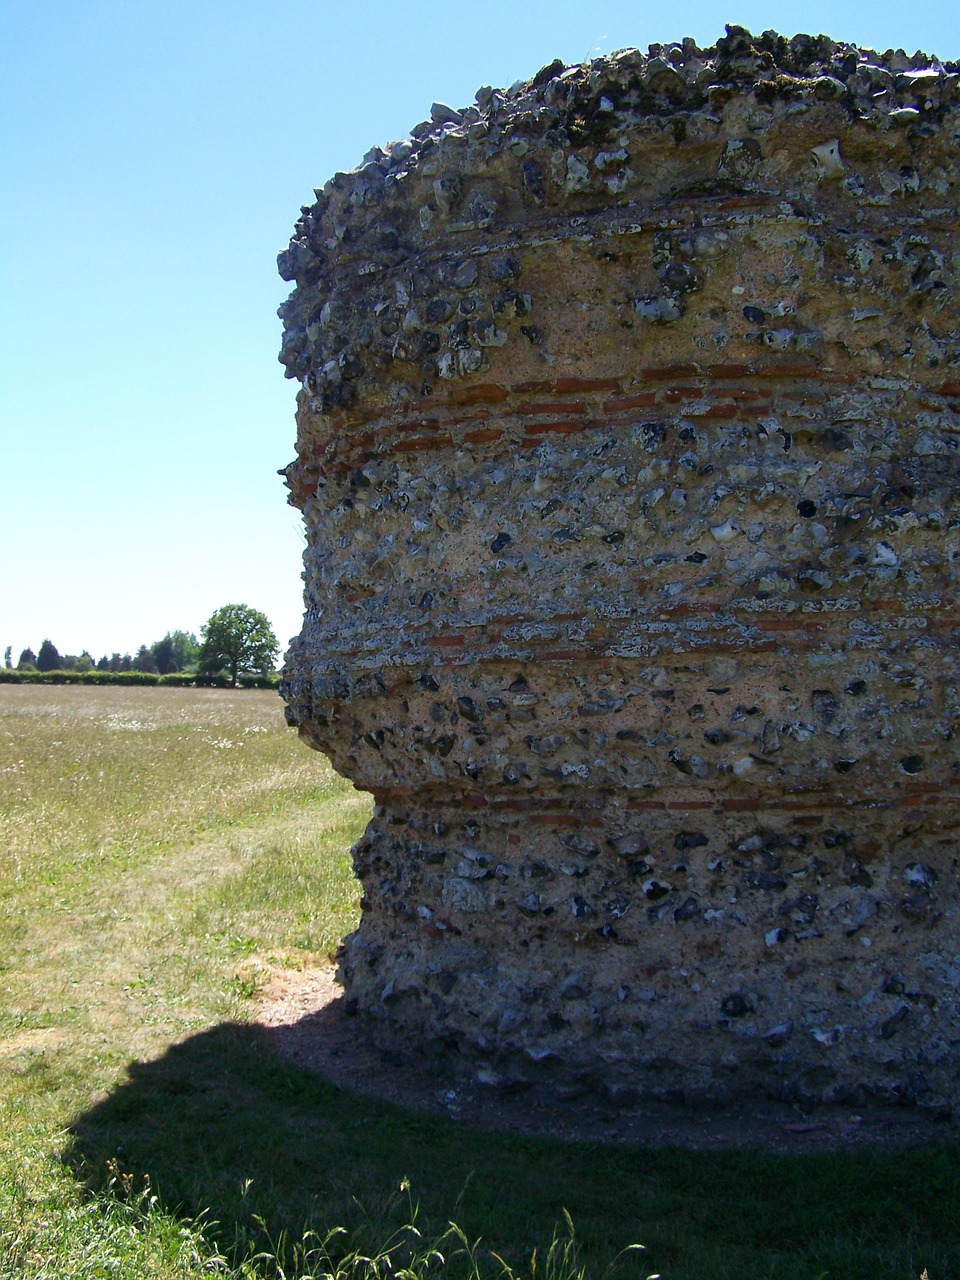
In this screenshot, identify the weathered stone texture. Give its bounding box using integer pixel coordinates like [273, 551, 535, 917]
[280, 28, 960, 1110]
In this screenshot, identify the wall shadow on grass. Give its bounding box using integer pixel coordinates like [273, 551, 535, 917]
[64, 1011, 960, 1279]
[66, 1016, 635, 1271]
[64, 1019, 476, 1265]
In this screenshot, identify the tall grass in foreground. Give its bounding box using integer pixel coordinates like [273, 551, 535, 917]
[0, 685, 957, 1279]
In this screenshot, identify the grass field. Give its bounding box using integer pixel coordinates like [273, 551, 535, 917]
[0, 685, 957, 1279]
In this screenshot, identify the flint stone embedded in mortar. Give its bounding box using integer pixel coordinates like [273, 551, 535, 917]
[279, 27, 960, 1111]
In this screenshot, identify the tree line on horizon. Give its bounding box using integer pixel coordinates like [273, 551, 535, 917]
[4, 605, 282, 687]
[6, 630, 200, 676]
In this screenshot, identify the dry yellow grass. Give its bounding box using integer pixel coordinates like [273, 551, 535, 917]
[0, 685, 349, 883]
[0, 685, 374, 1276]
[0, 681, 369, 1127]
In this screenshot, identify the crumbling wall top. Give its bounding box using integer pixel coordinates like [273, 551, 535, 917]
[277, 28, 960, 441]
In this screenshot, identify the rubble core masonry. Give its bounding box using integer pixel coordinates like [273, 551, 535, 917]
[278, 28, 960, 1111]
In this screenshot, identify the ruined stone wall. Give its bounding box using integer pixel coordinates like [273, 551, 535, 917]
[279, 28, 960, 1110]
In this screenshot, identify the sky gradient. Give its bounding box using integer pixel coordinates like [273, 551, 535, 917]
[3, 0, 958, 663]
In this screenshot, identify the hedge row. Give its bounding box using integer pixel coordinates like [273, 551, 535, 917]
[0, 669, 281, 689]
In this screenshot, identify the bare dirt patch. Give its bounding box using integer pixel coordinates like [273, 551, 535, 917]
[257, 963, 957, 1153]
[0, 1027, 67, 1057]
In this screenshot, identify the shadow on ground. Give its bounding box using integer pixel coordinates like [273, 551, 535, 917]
[63, 1007, 960, 1278]
[65, 1016, 630, 1269]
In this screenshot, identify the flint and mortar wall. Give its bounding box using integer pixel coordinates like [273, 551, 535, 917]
[280, 28, 960, 1109]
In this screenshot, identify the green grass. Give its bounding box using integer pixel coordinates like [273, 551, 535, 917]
[0, 685, 957, 1279]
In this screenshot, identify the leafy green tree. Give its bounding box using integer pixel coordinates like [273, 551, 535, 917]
[133, 645, 158, 673]
[3, 646, 11, 669]
[36, 639, 61, 672]
[171, 630, 199, 670]
[17, 647, 36, 670]
[151, 635, 176, 675]
[150, 630, 199, 674]
[198, 604, 279, 687]
[76, 652, 94, 673]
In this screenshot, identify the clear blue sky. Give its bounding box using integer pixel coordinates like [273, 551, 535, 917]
[3, 0, 958, 663]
